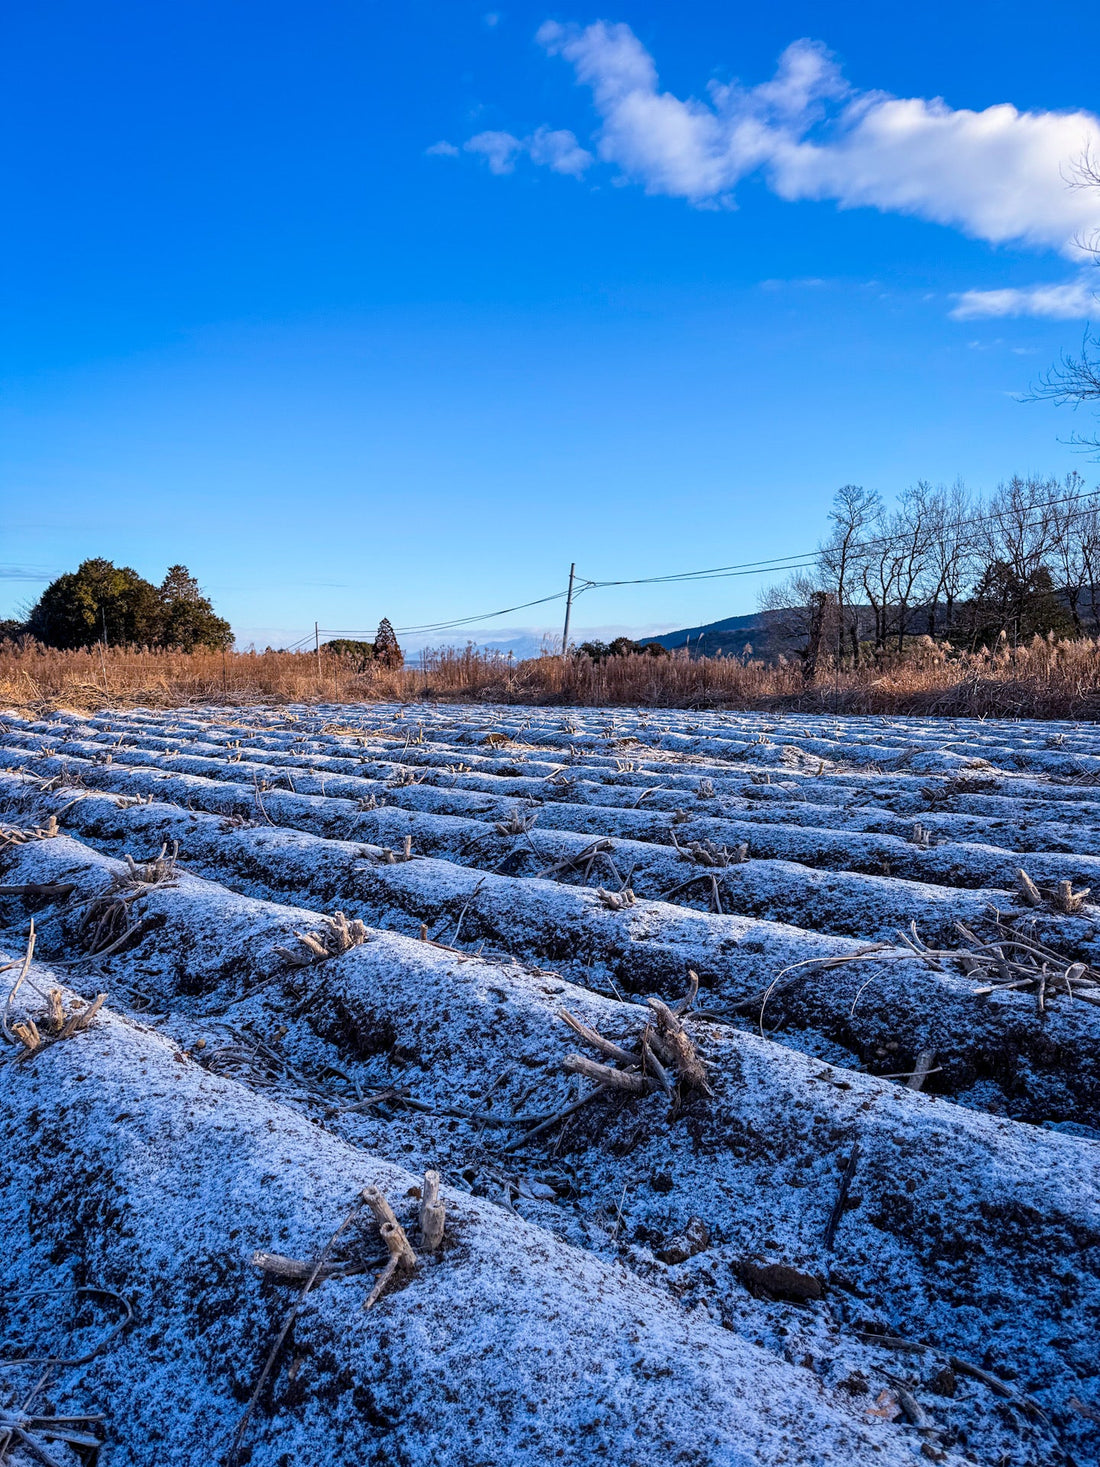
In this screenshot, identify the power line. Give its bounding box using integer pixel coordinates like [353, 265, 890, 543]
[285, 484, 1099, 648]
[584, 485, 1100, 590]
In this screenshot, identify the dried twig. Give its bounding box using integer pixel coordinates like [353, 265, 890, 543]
[0, 817, 59, 848]
[594, 886, 635, 910]
[563, 1053, 654, 1093]
[669, 830, 747, 868]
[228, 1197, 366, 1467]
[559, 1010, 639, 1066]
[0, 1285, 133, 1369]
[823, 1142, 860, 1250]
[362, 1186, 417, 1310]
[498, 1085, 608, 1152]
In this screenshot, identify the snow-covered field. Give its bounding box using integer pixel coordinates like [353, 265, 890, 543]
[1, 703, 1098, 1467]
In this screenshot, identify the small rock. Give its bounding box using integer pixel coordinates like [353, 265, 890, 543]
[658, 1216, 710, 1264]
[928, 1364, 956, 1397]
[736, 1260, 824, 1303]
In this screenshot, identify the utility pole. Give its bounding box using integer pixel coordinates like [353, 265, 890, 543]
[315, 621, 321, 680]
[561, 563, 576, 655]
[99, 604, 110, 697]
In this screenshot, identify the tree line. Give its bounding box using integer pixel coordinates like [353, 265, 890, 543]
[762, 472, 1100, 675]
[1, 558, 233, 651]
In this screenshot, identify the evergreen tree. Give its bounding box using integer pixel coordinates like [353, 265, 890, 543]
[25, 558, 232, 650]
[372, 617, 403, 669]
[159, 565, 233, 650]
[26, 558, 163, 648]
[961, 561, 1073, 648]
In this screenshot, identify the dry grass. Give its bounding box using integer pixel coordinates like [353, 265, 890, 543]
[4, 634, 1100, 718]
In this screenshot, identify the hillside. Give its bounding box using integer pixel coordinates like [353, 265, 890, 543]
[652, 609, 796, 659]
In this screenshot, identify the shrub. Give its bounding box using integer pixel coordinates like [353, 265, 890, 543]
[324, 639, 376, 671]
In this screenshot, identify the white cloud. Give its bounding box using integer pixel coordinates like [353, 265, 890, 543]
[531, 20, 1100, 258]
[426, 140, 460, 159]
[463, 125, 592, 177]
[442, 18, 1100, 317]
[528, 125, 592, 177]
[950, 274, 1098, 320]
[769, 99, 1100, 255]
[465, 130, 525, 174]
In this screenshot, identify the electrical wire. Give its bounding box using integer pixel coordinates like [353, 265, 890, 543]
[583, 485, 1100, 590]
[279, 484, 1099, 648]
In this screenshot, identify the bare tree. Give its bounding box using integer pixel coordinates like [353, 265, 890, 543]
[917, 480, 976, 636]
[1028, 149, 1100, 448]
[819, 485, 881, 666]
[860, 520, 898, 652]
[759, 570, 835, 677]
[1048, 472, 1100, 634]
[977, 475, 1058, 586]
[888, 485, 935, 650]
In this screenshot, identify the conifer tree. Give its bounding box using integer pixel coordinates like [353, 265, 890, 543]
[372, 617, 403, 669]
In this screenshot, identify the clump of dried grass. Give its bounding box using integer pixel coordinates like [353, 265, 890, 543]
[274, 911, 369, 967]
[8, 629, 1100, 716]
[79, 842, 179, 955]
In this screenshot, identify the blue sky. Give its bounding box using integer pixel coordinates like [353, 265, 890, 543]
[3, 1, 1099, 649]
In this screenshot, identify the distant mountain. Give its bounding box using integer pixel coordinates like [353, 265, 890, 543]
[652, 610, 796, 660]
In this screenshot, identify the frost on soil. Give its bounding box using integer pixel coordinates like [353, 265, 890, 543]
[1, 703, 1099, 1466]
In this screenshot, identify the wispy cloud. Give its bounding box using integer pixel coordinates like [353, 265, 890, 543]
[0, 564, 56, 582]
[442, 18, 1100, 318]
[463, 125, 592, 177]
[951, 274, 1098, 320]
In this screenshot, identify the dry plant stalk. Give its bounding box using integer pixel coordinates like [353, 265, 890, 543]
[595, 886, 635, 910]
[361, 1185, 417, 1310]
[17, 634, 1100, 715]
[563, 1053, 655, 1093]
[419, 1170, 446, 1251]
[645, 997, 711, 1094]
[274, 911, 369, 967]
[494, 809, 537, 837]
[79, 847, 179, 956]
[670, 831, 747, 868]
[9, 981, 106, 1061]
[379, 835, 415, 864]
[122, 841, 179, 885]
[1015, 869, 1043, 907]
[906, 1049, 937, 1093]
[0, 815, 59, 848]
[251, 1251, 354, 1283]
[387, 768, 425, 788]
[559, 1009, 639, 1066]
[1052, 878, 1090, 914]
[536, 838, 617, 884]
